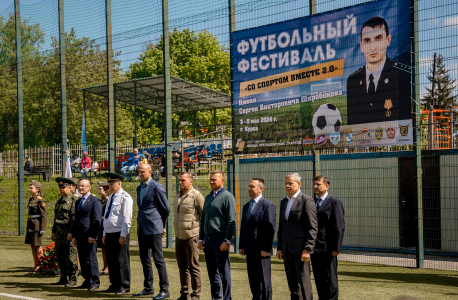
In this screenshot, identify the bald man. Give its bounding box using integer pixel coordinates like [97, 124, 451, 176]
[72, 180, 102, 290]
[134, 164, 171, 299]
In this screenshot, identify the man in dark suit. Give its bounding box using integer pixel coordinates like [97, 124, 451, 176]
[72, 179, 102, 291]
[134, 164, 171, 300]
[311, 176, 345, 300]
[347, 16, 412, 125]
[239, 178, 276, 300]
[277, 172, 317, 300]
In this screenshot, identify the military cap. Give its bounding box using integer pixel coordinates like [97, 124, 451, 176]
[70, 178, 80, 186]
[55, 177, 74, 187]
[30, 180, 42, 189]
[101, 172, 125, 182]
[98, 181, 109, 187]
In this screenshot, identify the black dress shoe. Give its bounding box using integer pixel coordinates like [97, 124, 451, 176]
[101, 287, 119, 293]
[88, 285, 99, 291]
[64, 281, 76, 287]
[116, 288, 130, 295]
[133, 289, 154, 296]
[153, 292, 170, 300]
[51, 280, 68, 286]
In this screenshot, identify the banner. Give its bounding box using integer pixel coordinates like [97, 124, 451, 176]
[231, 0, 412, 153]
[81, 111, 87, 154]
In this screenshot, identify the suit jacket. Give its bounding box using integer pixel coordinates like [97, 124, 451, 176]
[73, 194, 102, 240]
[277, 192, 317, 255]
[314, 195, 345, 253]
[239, 197, 276, 256]
[137, 179, 170, 236]
[347, 57, 412, 125]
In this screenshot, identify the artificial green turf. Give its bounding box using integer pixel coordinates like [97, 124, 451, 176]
[0, 236, 457, 299]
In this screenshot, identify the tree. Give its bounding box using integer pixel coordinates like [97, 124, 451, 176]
[422, 54, 458, 109]
[127, 28, 231, 143]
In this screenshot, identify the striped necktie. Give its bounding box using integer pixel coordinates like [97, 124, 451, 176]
[247, 199, 255, 219]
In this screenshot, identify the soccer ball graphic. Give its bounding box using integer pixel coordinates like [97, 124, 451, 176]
[312, 104, 342, 136]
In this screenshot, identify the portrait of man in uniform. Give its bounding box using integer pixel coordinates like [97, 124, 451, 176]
[346, 16, 412, 125]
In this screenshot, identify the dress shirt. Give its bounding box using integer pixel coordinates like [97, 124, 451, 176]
[80, 194, 89, 208]
[366, 56, 386, 92]
[250, 194, 263, 214]
[139, 177, 152, 206]
[103, 188, 133, 237]
[212, 186, 224, 199]
[316, 192, 329, 208]
[285, 190, 301, 221]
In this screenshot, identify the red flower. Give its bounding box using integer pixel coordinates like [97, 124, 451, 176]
[45, 265, 49, 269]
[49, 255, 53, 260]
[54, 265, 58, 269]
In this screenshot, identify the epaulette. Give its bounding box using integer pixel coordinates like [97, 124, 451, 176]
[393, 62, 412, 73]
[73, 194, 81, 199]
[91, 193, 97, 197]
[37, 196, 43, 200]
[349, 66, 364, 77]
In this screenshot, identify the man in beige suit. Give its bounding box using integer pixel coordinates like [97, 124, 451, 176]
[173, 172, 205, 300]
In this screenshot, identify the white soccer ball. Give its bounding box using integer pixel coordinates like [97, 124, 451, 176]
[312, 103, 342, 136]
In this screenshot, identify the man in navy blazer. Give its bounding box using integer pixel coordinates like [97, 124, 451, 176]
[311, 176, 345, 300]
[134, 164, 171, 300]
[239, 178, 276, 300]
[72, 179, 102, 290]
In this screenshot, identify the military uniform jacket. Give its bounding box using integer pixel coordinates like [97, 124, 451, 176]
[346, 57, 411, 125]
[52, 192, 77, 234]
[27, 196, 47, 232]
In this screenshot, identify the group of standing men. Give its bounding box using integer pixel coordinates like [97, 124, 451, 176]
[51, 162, 344, 300]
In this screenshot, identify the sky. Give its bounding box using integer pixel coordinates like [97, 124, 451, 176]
[0, 0, 457, 99]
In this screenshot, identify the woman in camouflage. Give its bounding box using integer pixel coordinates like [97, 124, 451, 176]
[25, 180, 47, 273]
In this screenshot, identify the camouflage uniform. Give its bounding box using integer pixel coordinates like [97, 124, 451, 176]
[52, 192, 79, 283]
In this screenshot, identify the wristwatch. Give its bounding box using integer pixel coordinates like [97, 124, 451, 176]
[304, 247, 311, 252]
[224, 239, 231, 245]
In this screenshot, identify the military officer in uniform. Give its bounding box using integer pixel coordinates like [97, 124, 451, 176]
[70, 178, 82, 197]
[51, 177, 79, 287]
[101, 173, 133, 295]
[347, 16, 411, 125]
[25, 180, 47, 273]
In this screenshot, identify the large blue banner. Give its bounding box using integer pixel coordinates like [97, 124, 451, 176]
[231, 0, 412, 153]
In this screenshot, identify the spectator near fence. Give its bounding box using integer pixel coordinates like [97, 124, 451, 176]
[70, 154, 81, 173]
[121, 148, 145, 181]
[24, 156, 33, 174]
[80, 152, 92, 179]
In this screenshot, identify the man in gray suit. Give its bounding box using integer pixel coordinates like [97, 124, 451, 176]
[276, 172, 317, 300]
[133, 164, 171, 300]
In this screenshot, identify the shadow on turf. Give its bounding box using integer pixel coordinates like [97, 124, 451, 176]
[339, 271, 458, 287]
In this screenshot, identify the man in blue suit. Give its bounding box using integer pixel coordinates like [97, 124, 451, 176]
[133, 164, 171, 300]
[311, 176, 345, 300]
[239, 178, 276, 300]
[72, 179, 102, 291]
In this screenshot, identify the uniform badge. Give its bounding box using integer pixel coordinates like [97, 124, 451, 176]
[387, 128, 395, 139]
[67, 201, 70, 205]
[360, 128, 371, 140]
[384, 99, 393, 117]
[345, 130, 354, 144]
[360, 80, 362, 85]
[384, 78, 389, 84]
[315, 134, 326, 146]
[375, 127, 383, 140]
[399, 123, 410, 136]
[41, 202, 46, 207]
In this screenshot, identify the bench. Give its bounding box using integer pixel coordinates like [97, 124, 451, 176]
[29, 165, 51, 182]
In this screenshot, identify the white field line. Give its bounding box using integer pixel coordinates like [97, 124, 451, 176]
[0, 293, 46, 300]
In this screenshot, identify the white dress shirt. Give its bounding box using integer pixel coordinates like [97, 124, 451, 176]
[366, 56, 387, 92]
[103, 188, 133, 238]
[285, 190, 301, 221]
[250, 194, 263, 214]
[316, 192, 329, 208]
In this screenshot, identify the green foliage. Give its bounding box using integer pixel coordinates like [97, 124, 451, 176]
[127, 28, 231, 141]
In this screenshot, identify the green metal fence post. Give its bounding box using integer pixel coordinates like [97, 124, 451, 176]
[228, 0, 237, 252]
[412, 0, 424, 268]
[58, 0, 67, 176]
[163, 0, 173, 248]
[15, 0, 25, 236]
[106, 0, 115, 172]
[313, 150, 320, 180]
[234, 155, 240, 253]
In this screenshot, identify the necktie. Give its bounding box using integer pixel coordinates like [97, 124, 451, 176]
[105, 194, 115, 219]
[247, 199, 255, 219]
[315, 197, 322, 208]
[368, 73, 375, 94]
[79, 197, 86, 210]
[211, 191, 217, 201]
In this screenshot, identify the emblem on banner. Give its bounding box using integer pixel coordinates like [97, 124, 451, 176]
[360, 128, 371, 140]
[375, 127, 383, 140]
[345, 130, 354, 144]
[330, 132, 340, 145]
[315, 134, 327, 146]
[384, 99, 393, 117]
[303, 135, 313, 145]
[399, 123, 410, 136]
[387, 128, 395, 139]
